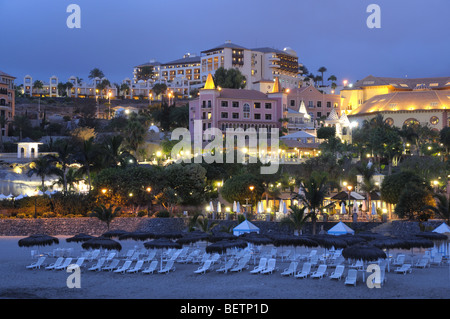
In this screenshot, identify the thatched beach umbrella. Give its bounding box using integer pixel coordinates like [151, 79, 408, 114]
[209, 232, 238, 243]
[143, 238, 182, 271]
[66, 233, 95, 243]
[118, 231, 155, 241]
[176, 232, 211, 245]
[342, 244, 387, 281]
[81, 236, 122, 251]
[370, 237, 410, 271]
[152, 232, 184, 240]
[206, 239, 248, 265]
[102, 229, 128, 239]
[240, 233, 273, 246]
[18, 234, 59, 248]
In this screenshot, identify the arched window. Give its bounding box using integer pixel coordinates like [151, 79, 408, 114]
[430, 116, 439, 125]
[384, 118, 394, 126]
[403, 118, 419, 127]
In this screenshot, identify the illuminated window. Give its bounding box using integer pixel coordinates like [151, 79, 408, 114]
[384, 118, 394, 126]
[430, 116, 439, 125]
[403, 118, 419, 127]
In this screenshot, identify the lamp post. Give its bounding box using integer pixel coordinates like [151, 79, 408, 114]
[249, 185, 255, 216]
[347, 185, 353, 216]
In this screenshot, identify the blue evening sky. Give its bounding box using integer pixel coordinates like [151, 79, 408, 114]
[1, 0, 449, 85]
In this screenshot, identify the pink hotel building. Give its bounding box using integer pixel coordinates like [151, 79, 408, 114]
[189, 74, 287, 142]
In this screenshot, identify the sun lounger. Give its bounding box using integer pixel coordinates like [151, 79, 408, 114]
[216, 258, 235, 273]
[294, 262, 312, 279]
[26, 256, 46, 270]
[114, 260, 132, 274]
[393, 254, 405, 267]
[349, 259, 364, 270]
[329, 265, 345, 280]
[127, 260, 144, 273]
[105, 252, 116, 262]
[281, 262, 298, 277]
[311, 264, 328, 279]
[55, 258, 73, 270]
[72, 257, 86, 269]
[45, 257, 64, 270]
[143, 250, 157, 262]
[430, 254, 443, 266]
[250, 258, 267, 274]
[260, 258, 277, 275]
[142, 260, 158, 274]
[102, 259, 120, 271]
[394, 264, 412, 274]
[88, 258, 105, 271]
[345, 269, 358, 286]
[194, 260, 213, 274]
[230, 257, 250, 273]
[158, 260, 176, 274]
[414, 258, 430, 269]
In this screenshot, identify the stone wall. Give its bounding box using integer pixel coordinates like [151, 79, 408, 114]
[390, 220, 445, 236]
[0, 217, 383, 236]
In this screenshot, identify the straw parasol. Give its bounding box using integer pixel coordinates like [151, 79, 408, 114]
[143, 238, 182, 272]
[66, 233, 95, 243]
[342, 244, 387, 262]
[205, 239, 248, 254]
[240, 233, 273, 246]
[102, 229, 128, 239]
[152, 231, 184, 239]
[81, 236, 122, 251]
[176, 232, 211, 245]
[18, 234, 59, 248]
[209, 232, 238, 243]
[118, 231, 155, 241]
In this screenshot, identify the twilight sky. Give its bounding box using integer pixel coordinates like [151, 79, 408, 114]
[1, 0, 449, 85]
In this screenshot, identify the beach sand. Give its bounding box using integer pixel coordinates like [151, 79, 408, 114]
[1, 236, 450, 300]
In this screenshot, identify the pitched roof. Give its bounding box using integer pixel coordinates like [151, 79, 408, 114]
[0, 71, 15, 79]
[201, 42, 248, 53]
[326, 108, 339, 120]
[351, 75, 450, 90]
[162, 55, 201, 66]
[203, 73, 215, 90]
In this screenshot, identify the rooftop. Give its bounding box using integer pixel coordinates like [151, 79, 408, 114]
[349, 75, 450, 91]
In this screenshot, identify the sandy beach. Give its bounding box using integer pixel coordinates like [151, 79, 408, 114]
[1, 236, 450, 301]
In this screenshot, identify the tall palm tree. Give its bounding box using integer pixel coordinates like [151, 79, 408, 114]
[89, 204, 121, 230]
[195, 215, 219, 234]
[88, 68, 105, 80]
[52, 167, 81, 193]
[101, 135, 134, 167]
[355, 163, 377, 212]
[45, 141, 74, 195]
[317, 67, 327, 86]
[27, 157, 59, 191]
[280, 205, 311, 235]
[297, 175, 328, 235]
[75, 137, 97, 192]
[124, 120, 146, 158]
[13, 115, 31, 141]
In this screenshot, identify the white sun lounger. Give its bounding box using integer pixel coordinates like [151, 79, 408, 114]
[127, 260, 144, 273]
[216, 258, 235, 273]
[294, 262, 312, 279]
[88, 258, 106, 271]
[102, 259, 120, 271]
[394, 264, 412, 274]
[26, 256, 46, 270]
[260, 258, 277, 275]
[194, 260, 213, 274]
[250, 258, 267, 274]
[311, 264, 328, 279]
[281, 262, 298, 277]
[45, 257, 64, 270]
[55, 258, 73, 270]
[344, 269, 358, 286]
[230, 257, 250, 273]
[415, 258, 430, 269]
[114, 260, 132, 274]
[158, 260, 176, 274]
[142, 260, 158, 274]
[329, 265, 345, 280]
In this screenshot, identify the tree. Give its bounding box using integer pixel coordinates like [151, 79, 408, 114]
[33, 80, 44, 97]
[75, 137, 97, 192]
[152, 83, 167, 97]
[169, 105, 189, 129]
[280, 205, 311, 235]
[317, 67, 327, 86]
[89, 204, 121, 230]
[394, 184, 434, 221]
[424, 193, 450, 224]
[213, 67, 246, 89]
[45, 140, 75, 195]
[136, 66, 154, 82]
[57, 83, 67, 97]
[355, 163, 377, 211]
[88, 68, 105, 80]
[297, 174, 328, 235]
[195, 215, 219, 234]
[119, 83, 130, 98]
[220, 174, 264, 206]
[27, 157, 59, 191]
[317, 126, 336, 140]
[0, 113, 7, 151]
[13, 115, 31, 141]
[124, 120, 146, 158]
[96, 79, 111, 97]
[439, 127, 450, 154]
[380, 171, 424, 205]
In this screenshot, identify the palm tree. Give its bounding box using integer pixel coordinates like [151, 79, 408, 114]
[13, 115, 31, 141]
[52, 167, 81, 193]
[124, 120, 146, 158]
[45, 140, 74, 195]
[424, 193, 450, 224]
[89, 204, 121, 230]
[75, 137, 97, 192]
[101, 135, 134, 167]
[297, 175, 328, 235]
[355, 163, 377, 212]
[318, 67, 327, 86]
[88, 68, 105, 80]
[33, 80, 44, 97]
[280, 205, 311, 235]
[27, 157, 59, 191]
[195, 215, 219, 234]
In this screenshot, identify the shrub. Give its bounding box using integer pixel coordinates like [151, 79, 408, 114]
[137, 210, 147, 217]
[156, 210, 170, 218]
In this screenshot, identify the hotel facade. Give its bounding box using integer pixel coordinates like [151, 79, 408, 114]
[0, 71, 15, 136]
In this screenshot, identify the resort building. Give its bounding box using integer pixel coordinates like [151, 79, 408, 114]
[189, 75, 288, 145]
[0, 70, 15, 136]
[287, 85, 342, 124]
[23, 75, 118, 99]
[344, 75, 450, 129]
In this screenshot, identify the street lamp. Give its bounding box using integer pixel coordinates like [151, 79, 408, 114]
[108, 92, 112, 119]
[249, 185, 255, 215]
[346, 185, 353, 214]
